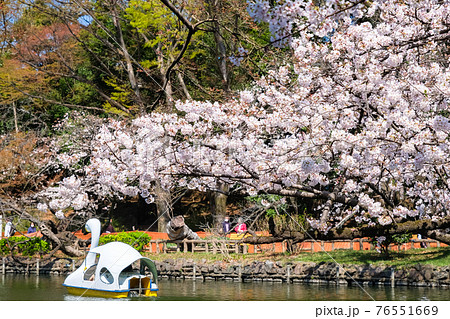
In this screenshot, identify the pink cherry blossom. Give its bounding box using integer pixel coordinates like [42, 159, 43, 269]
[39, 0, 450, 235]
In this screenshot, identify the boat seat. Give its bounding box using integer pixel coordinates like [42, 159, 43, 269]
[118, 271, 139, 285]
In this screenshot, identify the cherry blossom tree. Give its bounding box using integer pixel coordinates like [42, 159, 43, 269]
[0, 112, 108, 258]
[40, 0, 450, 245]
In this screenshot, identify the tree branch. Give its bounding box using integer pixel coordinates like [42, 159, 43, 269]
[242, 216, 450, 245]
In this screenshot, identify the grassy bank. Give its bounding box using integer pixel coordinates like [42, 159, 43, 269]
[144, 247, 450, 269]
[292, 247, 450, 268]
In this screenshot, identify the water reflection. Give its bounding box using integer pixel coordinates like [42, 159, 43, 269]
[64, 295, 128, 301]
[0, 274, 448, 301]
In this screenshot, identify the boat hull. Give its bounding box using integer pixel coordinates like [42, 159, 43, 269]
[65, 286, 157, 298]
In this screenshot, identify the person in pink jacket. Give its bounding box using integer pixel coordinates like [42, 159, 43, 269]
[234, 218, 247, 234]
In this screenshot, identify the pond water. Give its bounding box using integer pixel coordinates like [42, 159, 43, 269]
[1, 274, 449, 301]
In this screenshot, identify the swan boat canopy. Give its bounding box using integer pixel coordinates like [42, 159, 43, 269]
[63, 218, 159, 298]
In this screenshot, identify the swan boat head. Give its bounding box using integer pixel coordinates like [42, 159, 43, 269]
[63, 218, 158, 298]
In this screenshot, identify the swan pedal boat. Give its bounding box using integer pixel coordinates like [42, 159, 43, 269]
[63, 219, 159, 298]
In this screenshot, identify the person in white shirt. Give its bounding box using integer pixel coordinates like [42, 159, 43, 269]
[4, 219, 13, 237]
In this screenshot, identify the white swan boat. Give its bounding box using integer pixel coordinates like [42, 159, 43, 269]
[63, 218, 159, 298]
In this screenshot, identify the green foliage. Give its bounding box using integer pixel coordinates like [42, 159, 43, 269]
[391, 233, 413, 245]
[99, 231, 151, 252]
[102, 77, 136, 116]
[247, 194, 309, 233]
[0, 0, 290, 125]
[247, 194, 287, 217]
[0, 236, 50, 257]
[126, 0, 203, 57]
[271, 213, 308, 233]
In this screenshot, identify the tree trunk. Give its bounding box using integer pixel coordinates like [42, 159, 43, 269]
[242, 216, 450, 245]
[12, 101, 18, 133]
[39, 224, 84, 257]
[155, 181, 172, 232]
[111, 1, 145, 114]
[426, 229, 450, 244]
[210, 182, 229, 231]
[214, 24, 229, 92]
[207, 0, 230, 92]
[177, 71, 192, 100]
[157, 42, 174, 112]
[0, 199, 85, 258]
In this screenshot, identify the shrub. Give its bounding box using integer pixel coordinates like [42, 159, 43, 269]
[0, 236, 51, 256]
[99, 232, 151, 252]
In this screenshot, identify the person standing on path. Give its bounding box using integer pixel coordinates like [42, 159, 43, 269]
[4, 219, 13, 237]
[222, 216, 231, 234]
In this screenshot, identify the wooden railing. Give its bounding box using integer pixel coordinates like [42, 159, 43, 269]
[147, 239, 250, 254]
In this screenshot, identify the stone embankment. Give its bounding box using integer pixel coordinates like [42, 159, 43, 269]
[1, 257, 80, 276]
[155, 259, 450, 288]
[2, 257, 449, 288]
